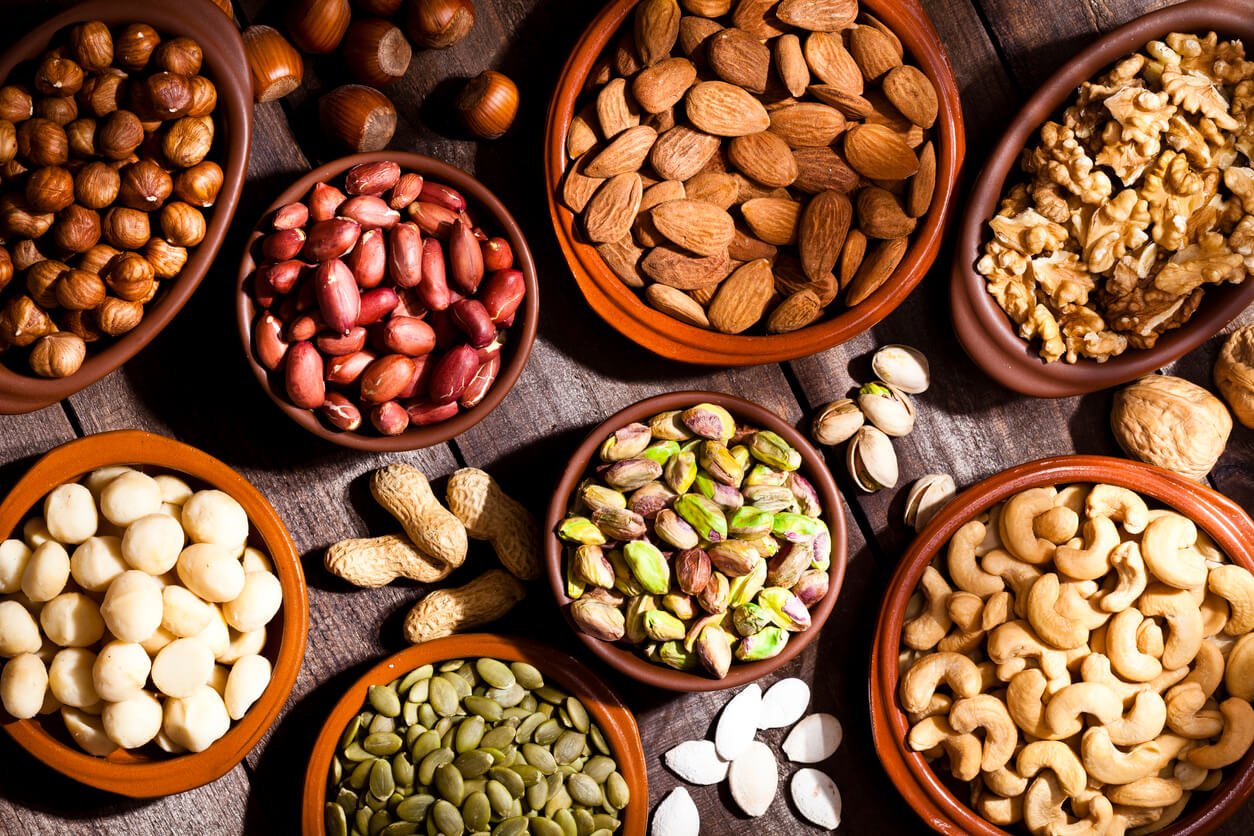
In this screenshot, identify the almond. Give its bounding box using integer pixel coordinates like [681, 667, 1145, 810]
[731, 0, 787, 39]
[843, 124, 919, 180]
[633, 212, 664, 248]
[856, 187, 916, 238]
[774, 253, 837, 304]
[584, 125, 658, 178]
[651, 125, 722, 181]
[848, 25, 901, 81]
[633, 57, 698, 114]
[598, 236, 647, 287]
[642, 244, 732, 288]
[767, 289, 823, 333]
[635, 0, 681, 66]
[652, 199, 736, 256]
[804, 32, 862, 95]
[839, 228, 867, 287]
[733, 174, 791, 204]
[645, 282, 711, 328]
[679, 16, 723, 57]
[774, 34, 810, 98]
[768, 103, 846, 147]
[707, 28, 770, 94]
[863, 13, 904, 59]
[646, 106, 677, 133]
[728, 131, 797, 188]
[686, 81, 770, 136]
[681, 0, 731, 16]
[799, 190, 851, 281]
[883, 65, 938, 128]
[792, 146, 861, 194]
[776, 0, 857, 31]
[707, 258, 773, 333]
[908, 141, 936, 218]
[583, 172, 643, 243]
[596, 78, 640, 139]
[642, 180, 687, 210]
[562, 154, 605, 212]
[741, 197, 802, 245]
[807, 85, 873, 119]
[845, 236, 907, 305]
[684, 171, 739, 209]
[728, 226, 778, 262]
[614, 29, 642, 77]
[568, 103, 599, 159]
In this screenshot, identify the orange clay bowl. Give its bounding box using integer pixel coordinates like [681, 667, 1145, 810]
[545, 0, 965, 366]
[869, 455, 1254, 835]
[0, 0, 251, 414]
[301, 633, 649, 836]
[236, 151, 539, 452]
[952, 0, 1254, 398]
[0, 430, 308, 797]
[544, 390, 847, 691]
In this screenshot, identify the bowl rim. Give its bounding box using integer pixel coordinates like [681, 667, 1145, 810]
[0, 429, 308, 798]
[543, 390, 848, 691]
[542, 0, 967, 366]
[0, 0, 252, 414]
[235, 150, 540, 452]
[869, 454, 1254, 835]
[949, 0, 1254, 398]
[300, 633, 650, 836]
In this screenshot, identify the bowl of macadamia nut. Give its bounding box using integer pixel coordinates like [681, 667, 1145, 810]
[870, 455, 1254, 835]
[0, 1, 251, 413]
[0, 430, 306, 797]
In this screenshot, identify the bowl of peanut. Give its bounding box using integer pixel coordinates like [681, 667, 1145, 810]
[870, 455, 1254, 835]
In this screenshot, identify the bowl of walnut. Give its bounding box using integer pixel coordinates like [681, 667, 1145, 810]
[952, 1, 1254, 398]
[0, 0, 250, 413]
[545, 0, 965, 366]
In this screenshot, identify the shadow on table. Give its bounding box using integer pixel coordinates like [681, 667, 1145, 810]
[0, 728, 151, 822]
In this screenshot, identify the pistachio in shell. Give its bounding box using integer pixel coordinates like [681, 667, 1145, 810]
[846, 426, 898, 492]
[811, 399, 864, 446]
[903, 473, 956, 532]
[871, 344, 930, 394]
[857, 381, 915, 437]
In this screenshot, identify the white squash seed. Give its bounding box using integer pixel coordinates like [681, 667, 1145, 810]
[664, 739, 730, 785]
[758, 677, 810, 729]
[783, 712, 843, 763]
[714, 681, 761, 760]
[651, 787, 700, 836]
[728, 739, 777, 817]
[791, 767, 842, 829]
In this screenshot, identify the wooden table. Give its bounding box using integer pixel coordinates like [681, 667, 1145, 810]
[1, 0, 1251, 832]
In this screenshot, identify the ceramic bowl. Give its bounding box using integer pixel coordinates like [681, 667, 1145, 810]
[0, 0, 251, 414]
[544, 0, 966, 366]
[544, 391, 847, 691]
[0, 430, 307, 797]
[951, 0, 1254, 398]
[236, 151, 539, 451]
[301, 633, 649, 835]
[869, 455, 1254, 834]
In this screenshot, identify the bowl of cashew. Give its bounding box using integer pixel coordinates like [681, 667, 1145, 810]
[869, 455, 1254, 835]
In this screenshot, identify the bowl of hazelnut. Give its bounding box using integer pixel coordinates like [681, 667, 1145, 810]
[0, 0, 250, 413]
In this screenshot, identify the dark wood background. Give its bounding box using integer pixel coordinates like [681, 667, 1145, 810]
[0, 0, 1250, 833]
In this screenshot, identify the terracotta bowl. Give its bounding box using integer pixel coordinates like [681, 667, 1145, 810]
[544, 0, 966, 366]
[236, 151, 539, 451]
[951, 0, 1254, 398]
[869, 455, 1254, 835]
[301, 633, 649, 836]
[0, 430, 308, 797]
[0, 0, 251, 415]
[544, 391, 847, 691]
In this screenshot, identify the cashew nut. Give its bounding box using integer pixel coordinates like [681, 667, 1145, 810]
[907, 714, 956, 750]
[1140, 514, 1207, 590]
[1147, 665, 1190, 696]
[985, 766, 1030, 797]
[1207, 563, 1254, 636]
[1055, 517, 1121, 581]
[1127, 791, 1190, 835]
[1045, 682, 1122, 738]
[1224, 633, 1254, 701]
[1177, 640, 1224, 700]
[989, 620, 1070, 680]
[983, 590, 1013, 632]
[1027, 574, 1090, 649]
[1172, 760, 1210, 790]
[903, 565, 952, 651]
[1017, 740, 1089, 797]
[1101, 542, 1148, 613]
[1008, 669, 1054, 739]
[1105, 776, 1183, 808]
[1109, 804, 1163, 835]
[983, 549, 1043, 617]
[975, 786, 1024, 825]
[1081, 653, 1151, 706]
[1023, 773, 1069, 836]
[906, 692, 952, 724]
[1048, 794, 1113, 836]
[1200, 591, 1229, 637]
[907, 716, 982, 781]
[1108, 609, 1163, 682]
[1138, 584, 1204, 670]
[1105, 690, 1168, 746]
[1001, 488, 1060, 565]
[1080, 728, 1189, 784]
[1086, 485, 1150, 535]
[943, 520, 1004, 598]
[977, 504, 1005, 556]
[950, 694, 1017, 772]
[1164, 682, 1224, 738]
[900, 651, 982, 715]
[1055, 485, 1089, 515]
[1035, 506, 1080, 545]
[1185, 697, 1254, 769]
[940, 591, 987, 654]
[1136, 620, 1165, 659]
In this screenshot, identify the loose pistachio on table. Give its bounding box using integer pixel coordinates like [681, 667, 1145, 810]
[557, 403, 830, 679]
[902, 473, 957, 532]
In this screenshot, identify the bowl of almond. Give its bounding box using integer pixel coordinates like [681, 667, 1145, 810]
[545, 0, 965, 366]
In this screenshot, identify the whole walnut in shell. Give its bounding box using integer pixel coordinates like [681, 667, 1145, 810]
[1215, 325, 1254, 428]
[1111, 374, 1232, 481]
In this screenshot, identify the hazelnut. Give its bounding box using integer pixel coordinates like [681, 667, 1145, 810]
[79, 243, 121, 274]
[74, 160, 120, 208]
[456, 70, 518, 140]
[17, 118, 69, 166]
[62, 308, 103, 342]
[288, 0, 352, 54]
[142, 73, 193, 119]
[119, 158, 172, 210]
[54, 267, 105, 310]
[0, 120, 15, 163]
[78, 69, 127, 118]
[0, 85, 33, 123]
[187, 76, 217, 118]
[95, 296, 144, 335]
[69, 22, 114, 72]
[137, 277, 159, 305]
[25, 166, 75, 212]
[29, 332, 86, 378]
[34, 55, 85, 97]
[97, 109, 144, 159]
[173, 160, 222, 207]
[35, 95, 78, 126]
[25, 259, 69, 308]
[160, 201, 205, 247]
[102, 250, 155, 300]
[65, 117, 96, 157]
[0, 246, 11, 290]
[0, 295, 54, 347]
[101, 206, 150, 250]
[343, 18, 412, 87]
[319, 84, 396, 153]
[153, 37, 203, 76]
[0, 159, 28, 183]
[144, 237, 187, 279]
[50, 204, 101, 253]
[11, 238, 44, 271]
[241, 25, 304, 104]
[404, 0, 475, 49]
[0, 194, 55, 239]
[162, 116, 214, 168]
[115, 24, 161, 72]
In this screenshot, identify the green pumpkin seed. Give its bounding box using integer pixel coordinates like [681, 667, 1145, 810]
[588, 725, 609, 756]
[436, 718, 454, 741]
[369, 759, 395, 800]
[480, 725, 515, 751]
[502, 706, 530, 722]
[326, 802, 348, 836]
[349, 759, 374, 791]
[522, 743, 558, 774]
[367, 808, 390, 836]
[344, 741, 373, 762]
[381, 823, 419, 836]
[431, 799, 463, 836]
[402, 701, 419, 727]
[411, 730, 441, 763]
[552, 808, 578, 836]
[463, 695, 504, 723]
[354, 807, 371, 835]
[437, 659, 463, 673]
[397, 665, 431, 692]
[488, 767, 524, 799]
[418, 703, 438, 729]
[491, 817, 529, 836]
[330, 757, 343, 786]
[369, 685, 402, 718]
[486, 682, 527, 708]
[395, 793, 435, 823]
[532, 718, 561, 746]
[429, 677, 460, 718]
[365, 791, 388, 811]
[440, 671, 472, 700]
[365, 732, 404, 757]
[566, 773, 602, 808]
[535, 686, 566, 705]
[405, 725, 425, 749]
[434, 763, 464, 805]
[529, 816, 564, 836]
[515, 713, 545, 743]
[340, 715, 363, 749]
[512, 763, 542, 787]
[605, 772, 629, 809]
[369, 714, 396, 735]
[485, 779, 514, 816]
[553, 732, 586, 765]
[589, 829, 613, 836]
[519, 694, 538, 713]
[525, 778, 549, 811]
[509, 662, 543, 690]
[392, 753, 414, 789]
[564, 698, 589, 734]
[462, 790, 490, 831]
[407, 678, 430, 705]
[591, 814, 620, 832]
[582, 757, 615, 784]
[455, 715, 486, 753]
[472, 658, 514, 689]
[572, 808, 595, 835]
[454, 749, 494, 778]
[417, 747, 455, 785]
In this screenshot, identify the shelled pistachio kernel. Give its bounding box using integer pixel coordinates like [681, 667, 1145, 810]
[327, 658, 629, 835]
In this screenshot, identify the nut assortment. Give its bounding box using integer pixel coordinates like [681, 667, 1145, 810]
[898, 482, 1254, 833]
[0, 466, 280, 756]
[0, 21, 221, 378]
[560, 0, 937, 334]
[556, 402, 831, 679]
[977, 32, 1254, 364]
[246, 160, 527, 437]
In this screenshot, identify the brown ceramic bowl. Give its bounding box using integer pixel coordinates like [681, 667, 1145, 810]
[869, 455, 1254, 835]
[544, 0, 966, 366]
[0, 0, 251, 415]
[301, 633, 649, 836]
[236, 151, 539, 451]
[0, 430, 308, 797]
[951, 0, 1254, 398]
[544, 391, 847, 691]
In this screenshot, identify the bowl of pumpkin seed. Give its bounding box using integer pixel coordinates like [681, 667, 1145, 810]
[302, 633, 648, 836]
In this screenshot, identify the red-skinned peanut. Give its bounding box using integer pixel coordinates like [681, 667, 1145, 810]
[254, 311, 289, 371]
[309, 182, 346, 221]
[262, 260, 305, 294]
[481, 236, 512, 272]
[338, 195, 400, 229]
[387, 221, 422, 287]
[450, 299, 495, 347]
[344, 160, 400, 195]
[357, 287, 399, 325]
[303, 217, 361, 261]
[459, 353, 500, 409]
[382, 315, 436, 356]
[407, 201, 457, 238]
[388, 172, 423, 209]
[360, 354, 416, 403]
[254, 270, 278, 309]
[479, 268, 525, 323]
[417, 236, 451, 311]
[316, 326, 367, 355]
[286, 313, 326, 342]
[370, 400, 410, 435]
[321, 392, 362, 431]
[262, 228, 306, 262]
[449, 219, 484, 293]
[429, 343, 479, 404]
[285, 341, 325, 409]
[315, 258, 361, 335]
[273, 202, 309, 230]
[406, 400, 459, 426]
[399, 354, 431, 399]
[346, 227, 386, 288]
[418, 181, 466, 212]
[325, 350, 376, 384]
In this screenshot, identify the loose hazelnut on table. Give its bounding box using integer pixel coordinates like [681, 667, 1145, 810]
[404, 0, 476, 49]
[241, 25, 304, 104]
[319, 84, 396, 153]
[343, 18, 412, 87]
[287, 0, 352, 54]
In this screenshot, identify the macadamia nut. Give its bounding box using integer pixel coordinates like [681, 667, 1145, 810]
[39, 592, 105, 648]
[48, 647, 99, 708]
[0, 599, 42, 657]
[70, 536, 127, 592]
[61, 706, 118, 756]
[225, 654, 271, 721]
[219, 626, 266, 665]
[92, 641, 152, 702]
[194, 607, 230, 659]
[223, 571, 282, 633]
[162, 683, 230, 753]
[151, 637, 214, 698]
[153, 728, 187, 754]
[241, 547, 272, 574]
[176, 543, 245, 602]
[155, 474, 193, 506]
[23, 517, 53, 549]
[100, 569, 163, 642]
[181, 490, 248, 551]
[140, 624, 177, 657]
[103, 690, 163, 748]
[44, 483, 98, 544]
[100, 471, 163, 527]
[161, 585, 213, 637]
[0, 539, 32, 593]
[0, 652, 48, 719]
[84, 465, 136, 499]
[208, 663, 229, 697]
[21, 541, 70, 602]
[121, 513, 185, 574]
